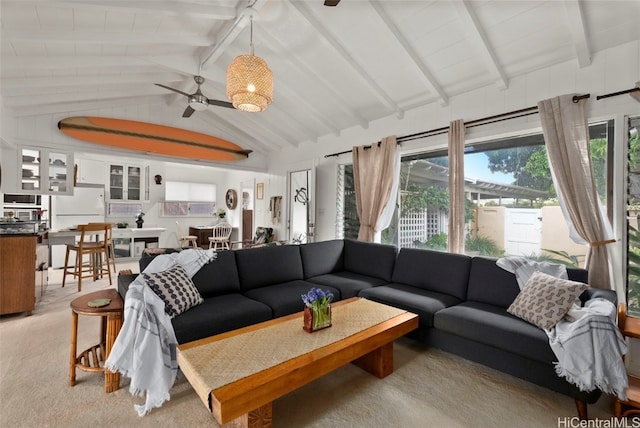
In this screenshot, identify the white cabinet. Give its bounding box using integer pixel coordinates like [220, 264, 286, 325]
[19, 148, 73, 195]
[76, 159, 106, 185]
[108, 163, 143, 201]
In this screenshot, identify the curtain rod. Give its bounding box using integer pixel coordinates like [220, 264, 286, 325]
[325, 93, 591, 158]
[596, 86, 640, 100]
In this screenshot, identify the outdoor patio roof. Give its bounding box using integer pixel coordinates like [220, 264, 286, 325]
[407, 160, 548, 200]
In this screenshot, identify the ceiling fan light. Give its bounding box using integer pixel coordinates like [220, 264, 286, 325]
[226, 54, 273, 113]
[188, 97, 209, 111]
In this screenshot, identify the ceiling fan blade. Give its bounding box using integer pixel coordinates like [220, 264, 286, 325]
[324, 0, 340, 6]
[155, 83, 190, 98]
[207, 99, 234, 109]
[182, 106, 196, 118]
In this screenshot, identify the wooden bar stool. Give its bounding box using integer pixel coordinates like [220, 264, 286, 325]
[69, 289, 123, 393]
[62, 223, 113, 292]
[89, 222, 117, 274]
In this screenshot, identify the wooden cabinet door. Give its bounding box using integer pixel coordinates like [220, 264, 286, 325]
[0, 236, 36, 315]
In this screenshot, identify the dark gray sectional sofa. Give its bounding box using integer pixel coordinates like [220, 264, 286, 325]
[117, 238, 616, 417]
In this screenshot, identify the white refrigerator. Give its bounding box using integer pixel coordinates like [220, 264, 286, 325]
[51, 184, 106, 268]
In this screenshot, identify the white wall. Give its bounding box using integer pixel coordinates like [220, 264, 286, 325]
[267, 40, 640, 299]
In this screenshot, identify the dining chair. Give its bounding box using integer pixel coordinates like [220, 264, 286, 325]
[208, 222, 233, 251]
[62, 223, 112, 292]
[176, 221, 198, 249]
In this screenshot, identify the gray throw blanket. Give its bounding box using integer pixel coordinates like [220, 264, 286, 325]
[105, 249, 216, 415]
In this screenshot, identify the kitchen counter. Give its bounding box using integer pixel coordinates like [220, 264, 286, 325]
[0, 221, 40, 236]
[48, 227, 167, 266]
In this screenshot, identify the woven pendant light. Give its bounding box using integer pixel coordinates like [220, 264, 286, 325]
[226, 18, 273, 112]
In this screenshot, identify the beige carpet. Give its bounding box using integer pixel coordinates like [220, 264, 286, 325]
[0, 264, 617, 427]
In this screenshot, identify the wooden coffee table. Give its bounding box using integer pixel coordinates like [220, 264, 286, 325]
[177, 297, 418, 428]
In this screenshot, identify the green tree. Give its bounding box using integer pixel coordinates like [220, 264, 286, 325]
[485, 146, 552, 192]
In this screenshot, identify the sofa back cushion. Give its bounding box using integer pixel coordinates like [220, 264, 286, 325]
[467, 257, 589, 308]
[236, 245, 304, 291]
[191, 250, 241, 298]
[343, 239, 397, 282]
[466, 257, 522, 308]
[391, 248, 471, 300]
[300, 240, 345, 278]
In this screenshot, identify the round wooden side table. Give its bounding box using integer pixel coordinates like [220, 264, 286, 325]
[69, 288, 124, 393]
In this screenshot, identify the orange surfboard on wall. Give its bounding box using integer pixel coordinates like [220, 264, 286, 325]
[58, 116, 252, 161]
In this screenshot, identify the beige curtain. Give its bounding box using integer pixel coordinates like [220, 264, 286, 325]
[448, 119, 465, 254]
[353, 136, 398, 242]
[632, 81, 640, 103]
[537, 95, 614, 289]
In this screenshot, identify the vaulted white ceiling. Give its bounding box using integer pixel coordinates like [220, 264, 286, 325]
[1, 0, 639, 162]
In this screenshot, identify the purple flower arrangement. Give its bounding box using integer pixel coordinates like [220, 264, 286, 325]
[301, 287, 334, 332]
[301, 287, 334, 309]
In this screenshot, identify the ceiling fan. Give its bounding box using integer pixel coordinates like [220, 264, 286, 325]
[155, 75, 233, 118]
[324, 0, 340, 6]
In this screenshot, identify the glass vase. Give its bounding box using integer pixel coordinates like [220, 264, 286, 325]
[303, 305, 332, 333]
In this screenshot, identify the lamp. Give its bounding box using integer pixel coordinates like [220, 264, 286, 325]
[226, 16, 273, 112]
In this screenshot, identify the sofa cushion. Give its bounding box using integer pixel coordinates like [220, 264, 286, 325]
[244, 280, 341, 318]
[343, 239, 397, 281]
[307, 271, 388, 299]
[191, 250, 241, 298]
[235, 245, 304, 291]
[300, 240, 345, 278]
[142, 265, 203, 318]
[359, 283, 461, 327]
[466, 257, 522, 308]
[391, 248, 471, 300]
[507, 271, 588, 330]
[434, 301, 555, 363]
[466, 257, 590, 309]
[171, 294, 273, 344]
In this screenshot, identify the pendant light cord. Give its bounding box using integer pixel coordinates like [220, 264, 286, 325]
[249, 17, 254, 56]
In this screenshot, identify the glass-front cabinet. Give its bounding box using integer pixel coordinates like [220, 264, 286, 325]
[20, 148, 73, 195]
[109, 163, 142, 201]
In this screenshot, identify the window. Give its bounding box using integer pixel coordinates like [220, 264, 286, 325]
[338, 120, 613, 265]
[626, 116, 640, 315]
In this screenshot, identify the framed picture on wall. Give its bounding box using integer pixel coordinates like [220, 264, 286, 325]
[256, 182, 264, 200]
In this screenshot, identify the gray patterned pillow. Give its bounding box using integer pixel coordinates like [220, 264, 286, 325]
[143, 264, 203, 318]
[507, 271, 588, 330]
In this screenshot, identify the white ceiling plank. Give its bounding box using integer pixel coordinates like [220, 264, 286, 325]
[290, 0, 404, 120]
[3, 85, 163, 107]
[8, 96, 162, 117]
[4, 0, 237, 20]
[199, 0, 269, 69]
[1, 73, 184, 92]
[258, 26, 369, 130]
[3, 29, 211, 46]
[563, 0, 592, 68]
[453, 0, 509, 90]
[370, 0, 449, 107]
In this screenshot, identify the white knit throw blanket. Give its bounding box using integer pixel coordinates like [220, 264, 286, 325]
[547, 298, 628, 400]
[496, 256, 567, 289]
[105, 248, 216, 416]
